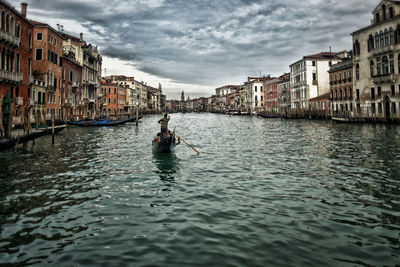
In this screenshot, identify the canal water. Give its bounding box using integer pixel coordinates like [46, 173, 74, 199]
[1, 113, 400, 266]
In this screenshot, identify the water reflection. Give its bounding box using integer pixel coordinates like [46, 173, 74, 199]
[152, 152, 178, 182]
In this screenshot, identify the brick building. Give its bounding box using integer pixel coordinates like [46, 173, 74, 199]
[101, 82, 126, 116]
[30, 19, 64, 121]
[62, 53, 83, 121]
[329, 58, 353, 118]
[0, 2, 33, 130]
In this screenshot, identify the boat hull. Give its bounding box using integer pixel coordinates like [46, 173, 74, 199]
[67, 118, 130, 127]
[152, 133, 176, 153]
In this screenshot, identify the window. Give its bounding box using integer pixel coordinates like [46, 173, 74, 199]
[114, 88, 116, 94]
[390, 7, 394, 18]
[375, 32, 379, 48]
[392, 103, 397, 114]
[378, 87, 382, 97]
[28, 31, 32, 49]
[260, 86, 263, 92]
[368, 35, 374, 51]
[356, 89, 360, 101]
[54, 39, 57, 46]
[109, 88, 111, 94]
[16, 53, 20, 72]
[392, 85, 395, 96]
[35, 48, 43, 60]
[390, 54, 394, 73]
[378, 102, 382, 114]
[390, 27, 394, 45]
[371, 103, 376, 114]
[37, 32, 42, 40]
[312, 61, 316, 66]
[313, 73, 316, 81]
[380, 31, 384, 47]
[114, 98, 116, 104]
[354, 40, 360, 56]
[371, 87, 375, 100]
[108, 98, 111, 104]
[356, 64, 360, 80]
[254, 86, 257, 92]
[382, 56, 389, 74]
[377, 57, 381, 75]
[16, 23, 20, 38]
[370, 60, 374, 77]
[385, 29, 389, 46]
[376, 13, 380, 24]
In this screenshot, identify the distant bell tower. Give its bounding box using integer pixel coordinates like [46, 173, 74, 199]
[181, 91, 185, 101]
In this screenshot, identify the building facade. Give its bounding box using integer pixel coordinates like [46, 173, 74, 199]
[0, 2, 33, 132]
[329, 58, 353, 118]
[352, 0, 400, 121]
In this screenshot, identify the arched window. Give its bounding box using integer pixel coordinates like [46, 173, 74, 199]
[16, 23, 21, 38]
[0, 10, 4, 30]
[10, 16, 14, 35]
[5, 13, 9, 33]
[390, 27, 394, 45]
[354, 40, 360, 56]
[383, 4, 387, 20]
[1, 49, 5, 70]
[380, 30, 384, 47]
[27, 58, 31, 76]
[16, 53, 20, 72]
[382, 56, 389, 74]
[375, 32, 380, 48]
[368, 35, 374, 51]
[398, 54, 400, 74]
[28, 31, 32, 49]
[10, 51, 14, 72]
[356, 64, 360, 80]
[385, 29, 389, 46]
[370, 60, 374, 77]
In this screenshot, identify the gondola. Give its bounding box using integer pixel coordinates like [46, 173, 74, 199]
[67, 118, 131, 127]
[152, 130, 178, 153]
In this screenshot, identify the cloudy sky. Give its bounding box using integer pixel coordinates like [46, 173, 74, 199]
[12, 0, 378, 99]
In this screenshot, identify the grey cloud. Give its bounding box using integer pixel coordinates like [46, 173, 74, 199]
[17, 0, 378, 98]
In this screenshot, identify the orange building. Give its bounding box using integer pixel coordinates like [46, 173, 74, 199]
[0, 2, 33, 127]
[30, 18, 64, 121]
[101, 82, 126, 116]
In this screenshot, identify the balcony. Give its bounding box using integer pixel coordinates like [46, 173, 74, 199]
[71, 81, 79, 88]
[28, 99, 35, 106]
[29, 75, 34, 84]
[15, 96, 23, 106]
[312, 80, 318, 85]
[0, 70, 23, 83]
[372, 45, 394, 56]
[46, 85, 56, 92]
[372, 73, 397, 84]
[0, 29, 20, 47]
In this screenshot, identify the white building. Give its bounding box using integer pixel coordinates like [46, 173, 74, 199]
[243, 78, 264, 112]
[290, 52, 343, 109]
[352, 0, 400, 121]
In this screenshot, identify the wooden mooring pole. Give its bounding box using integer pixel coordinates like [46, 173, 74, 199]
[52, 109, 55, 144]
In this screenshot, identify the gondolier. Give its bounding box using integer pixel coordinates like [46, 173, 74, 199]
[158, 113, 170, 135]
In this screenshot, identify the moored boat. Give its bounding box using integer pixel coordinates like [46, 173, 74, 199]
[67, 118, 131, 127]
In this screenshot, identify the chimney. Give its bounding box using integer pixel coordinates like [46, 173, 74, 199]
[21, 3, 28, 18]
[80, 33, 83, 41]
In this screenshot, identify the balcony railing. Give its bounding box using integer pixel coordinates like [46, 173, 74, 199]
[29, 75, 34, 84]
[372, 45, 394, 56]
[0, 29, 20, 47]
[372, 73, 396, 84]
[46, 85, 56, 92]
[0, 70, 23, 83]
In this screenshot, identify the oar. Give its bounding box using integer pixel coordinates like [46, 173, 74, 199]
[174, 133, 200, 155]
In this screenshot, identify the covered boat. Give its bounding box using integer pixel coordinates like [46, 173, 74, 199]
[152, 130, 178, 153]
